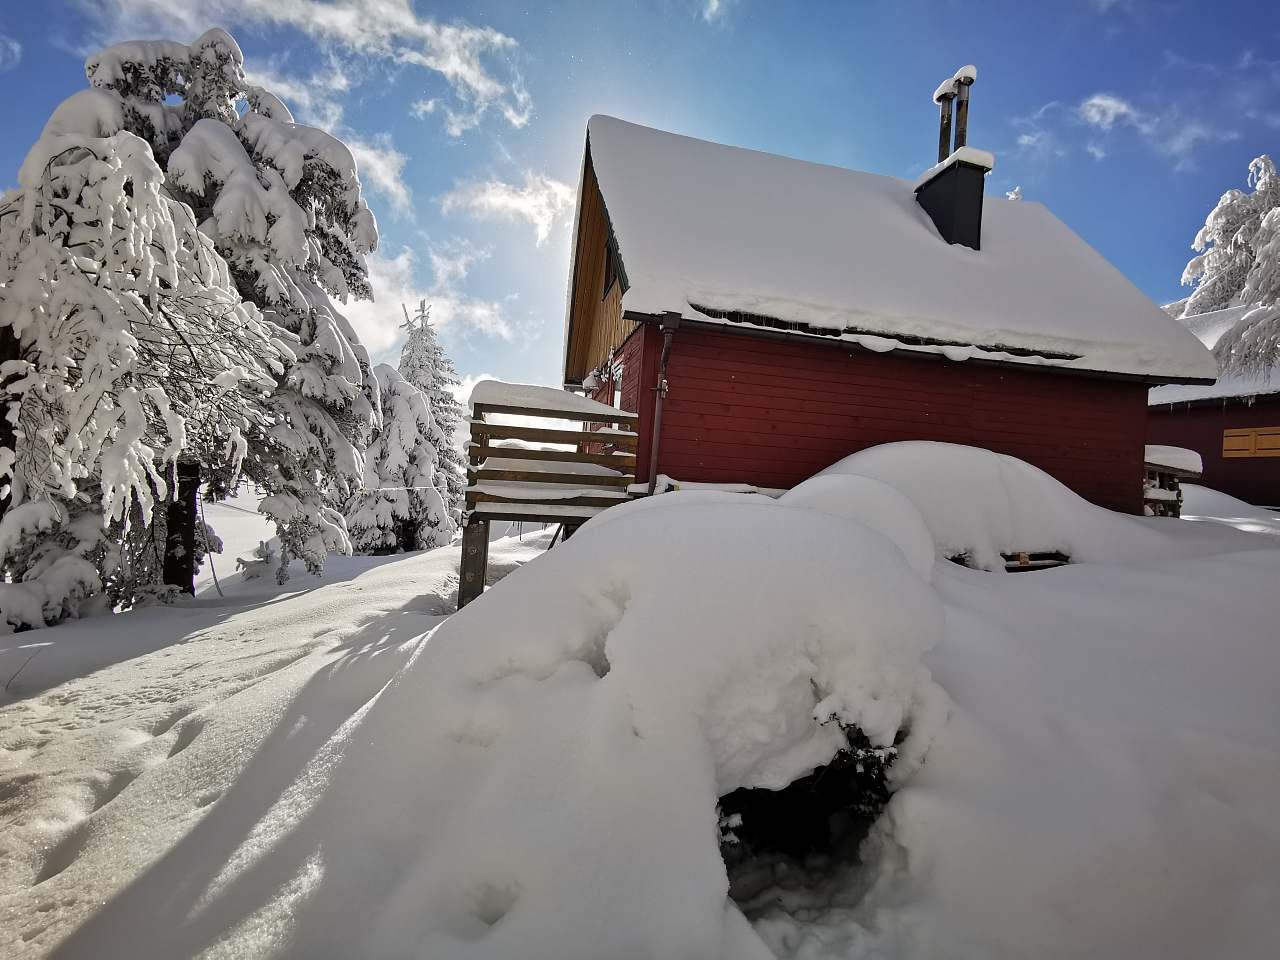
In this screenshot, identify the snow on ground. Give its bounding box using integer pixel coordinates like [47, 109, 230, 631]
[0, 529, 552, 955]
[2, 445, 1279, 959]
[1182, 483, 1280, 537]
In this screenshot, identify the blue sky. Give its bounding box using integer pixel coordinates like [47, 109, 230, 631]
[0, 0, 1276, 392]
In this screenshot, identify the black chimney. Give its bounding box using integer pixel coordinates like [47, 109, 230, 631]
[916, 65, 990, 251]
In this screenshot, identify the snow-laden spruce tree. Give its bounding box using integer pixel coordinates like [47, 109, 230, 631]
[0, 127, 283, 627]
[60, 28, 382, 582]
[398, 301, 466, 519]
[1180, 155, 1280, 378]
[346, 365, 454, 554]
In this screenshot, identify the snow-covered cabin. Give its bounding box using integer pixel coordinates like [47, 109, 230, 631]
[1148, 305, 1280, 506]
[563, 113, 1215, 513]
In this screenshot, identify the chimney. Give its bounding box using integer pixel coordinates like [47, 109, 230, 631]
[916, 64, 991, 251]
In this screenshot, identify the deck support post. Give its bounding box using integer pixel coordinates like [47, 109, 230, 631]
[457, 517, 490, 609]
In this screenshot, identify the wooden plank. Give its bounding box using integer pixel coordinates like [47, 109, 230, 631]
[467, 505, 608, 524]
[467, 491, 630, 509]
[469, 444, 637, 468]
[473, 402, 637, 424]
[468, 468, 634, 486]
[472, 423, 638, 449]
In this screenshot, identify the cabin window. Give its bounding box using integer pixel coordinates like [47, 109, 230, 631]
[602, 245, 617, 300]
[1223, 426, 1280, 459]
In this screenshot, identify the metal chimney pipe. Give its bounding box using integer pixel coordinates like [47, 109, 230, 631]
[936, 91, 956, 164]
[953, 75, 975, 150]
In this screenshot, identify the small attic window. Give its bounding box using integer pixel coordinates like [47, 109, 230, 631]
[602, 245, 618, 300]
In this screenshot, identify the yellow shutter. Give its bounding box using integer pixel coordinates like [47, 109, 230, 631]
[1223, 427, 1280, 458]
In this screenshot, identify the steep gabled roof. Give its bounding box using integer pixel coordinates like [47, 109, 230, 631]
[1149, 304, 1280, 404]
[581, 114, 1215, 383]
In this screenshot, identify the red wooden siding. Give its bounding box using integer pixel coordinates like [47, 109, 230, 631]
[1148, 397, 1280, 506]
[624, 325, 1148, 513]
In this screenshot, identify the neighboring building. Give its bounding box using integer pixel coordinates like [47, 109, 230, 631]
[562, 110, 1215, 514]
[1148, 305, 1280, 506]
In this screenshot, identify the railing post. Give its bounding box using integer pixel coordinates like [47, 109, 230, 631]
[458, 516, 489, 609]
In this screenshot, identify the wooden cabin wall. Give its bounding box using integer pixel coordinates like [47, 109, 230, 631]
[564, 155, 634, 383]
[631, 325, 1149, 514]
[1148, 397, 1280, 506]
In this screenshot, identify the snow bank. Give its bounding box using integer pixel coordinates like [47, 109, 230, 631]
[818, 441, 1216, 569]
[1182, 483, 1280, 536]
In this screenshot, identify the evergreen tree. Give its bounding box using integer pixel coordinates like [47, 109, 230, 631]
[73, 28, 382, 583]
[0, 126, 281, 626]
[346, 365, 454, 554]
[398, 301, 465, 518]
[1180, 155, 1280, 378]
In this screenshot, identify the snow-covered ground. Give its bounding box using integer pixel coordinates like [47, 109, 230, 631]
[2, 445, 1279, 958]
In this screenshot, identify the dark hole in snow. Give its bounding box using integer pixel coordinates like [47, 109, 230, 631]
[717, 726, 898, 909]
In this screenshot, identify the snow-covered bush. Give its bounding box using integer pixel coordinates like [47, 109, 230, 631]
[346, 365, 455, 553]
[48, 28, 382, 583]
[399, 301, 465, 519]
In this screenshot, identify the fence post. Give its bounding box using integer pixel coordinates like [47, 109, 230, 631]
[458, 517, 489, 609]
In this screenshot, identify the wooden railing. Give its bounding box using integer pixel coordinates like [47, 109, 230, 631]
[458, 399, 640, 608]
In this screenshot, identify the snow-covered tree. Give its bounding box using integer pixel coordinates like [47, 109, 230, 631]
[1180, 155, 1280, 378]
[399, 301, 465, 518]
[64, 28, 382, 583]
[346, 365, 454, 554]
[0, 125, 282, 627]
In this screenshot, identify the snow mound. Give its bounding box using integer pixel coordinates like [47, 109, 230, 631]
[1144, 444, 1202, 475]
[781, 474, 936, 580]
[48, 499, 943, 958]
[819, 441, 1219, 569]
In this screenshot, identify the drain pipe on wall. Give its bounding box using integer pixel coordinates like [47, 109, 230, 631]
[646, 311, 681, 496]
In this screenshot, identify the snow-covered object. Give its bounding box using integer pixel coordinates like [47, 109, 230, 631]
[912, 145, 995, 189]
[1149, 303, 1280, 403]
[1144, 444, 1203, 475]
[1181, 483, 1280, 535]
[577, 116, 1215, 381]
[470, 379, 633, 418]
[1005, 184, 1022, 201]
[781, 474, 937, 580]
[345, 365, 455, 553]
[200, 500, 940, 957]
[0, 125, 285, 626]
[818, 441, 1182, 570]
[22, 28, 385, 581]
[398, 303, 466, 519]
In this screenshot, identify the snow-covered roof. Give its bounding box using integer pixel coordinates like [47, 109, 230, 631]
[1148, 304, 1280, 404]
[583, 115, 1216, 382]
[1144, 445, 1203, 475]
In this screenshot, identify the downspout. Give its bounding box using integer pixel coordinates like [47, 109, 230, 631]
[646, 312, 681, 496]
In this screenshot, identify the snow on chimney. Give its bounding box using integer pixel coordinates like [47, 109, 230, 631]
[916, 64, 991, 251]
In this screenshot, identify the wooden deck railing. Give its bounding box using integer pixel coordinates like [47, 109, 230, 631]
[457, 399, 640, 608]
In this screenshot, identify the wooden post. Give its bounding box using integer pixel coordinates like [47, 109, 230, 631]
[457, 517, 490, 609]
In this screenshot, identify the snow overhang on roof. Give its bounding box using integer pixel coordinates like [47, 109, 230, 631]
[582, 115, 1218, 383]
[1149, 304, 1280, 404]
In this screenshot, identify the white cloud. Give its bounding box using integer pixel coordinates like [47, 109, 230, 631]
[1078, 93, 1147, 132]
[702, 0, 727, 21]
[1085, 141, 1107, 161]
[0, 34, 20, 72]
[78, 0, 530, 135]
[439, 173, 575, 246]
[410, 97, 439, 119]
[346, 134, 410, 208]
[342, 243, 513, 357]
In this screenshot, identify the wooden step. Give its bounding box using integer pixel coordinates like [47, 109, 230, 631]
[468, 468, 635, 486]
[469, 444, 637, 469]
[471, 423, 638, 449]
[473, 401, 637, 424]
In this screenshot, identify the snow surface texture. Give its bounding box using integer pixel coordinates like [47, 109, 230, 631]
[1144, 444, 1203, 475]
[2, 446, 1280, 959]
[583, 115, 1216, 381]
[1182, 483, 1280, 536]
[1149, 303, 1280, 403]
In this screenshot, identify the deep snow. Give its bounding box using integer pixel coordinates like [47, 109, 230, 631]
[2, 449, 1279, 959]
